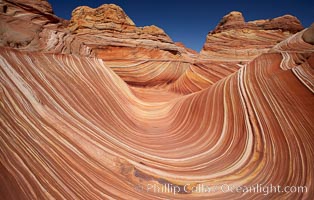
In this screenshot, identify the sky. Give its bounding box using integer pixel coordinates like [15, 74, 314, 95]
[48, 0, 313, 52]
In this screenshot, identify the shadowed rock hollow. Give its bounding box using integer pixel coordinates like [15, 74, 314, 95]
[0, 0, 314, 199]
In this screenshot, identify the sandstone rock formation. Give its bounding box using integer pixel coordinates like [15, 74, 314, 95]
[0, 0, 64, 49]
[303, 23, 314, 45]
[67, 4, 186, 59]
[0, 0, 196, 86]
[0, 1, 189, 59]
[200, 11, 304, 61]
[1, 1, 314, 199]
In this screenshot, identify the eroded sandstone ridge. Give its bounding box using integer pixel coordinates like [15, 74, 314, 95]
[1, 0, 314, 199]
[0, 0, 191, 59]
[200, 11, 304, 61]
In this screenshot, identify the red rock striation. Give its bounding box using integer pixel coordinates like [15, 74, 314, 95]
[1, 1, 314, 199]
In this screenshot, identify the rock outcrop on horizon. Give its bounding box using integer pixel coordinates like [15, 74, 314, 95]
[200, 11, 304, 61]
[0, 0, 197, 86]
[66, 4, 192, 60]
[0, 1, 192, 59]
[1, 1, 314, 199]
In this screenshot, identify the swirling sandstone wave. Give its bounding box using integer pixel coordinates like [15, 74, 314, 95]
[1, 28, 314, 199]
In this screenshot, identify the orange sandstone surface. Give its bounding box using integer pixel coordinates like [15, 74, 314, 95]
[1, 0, 314, 199]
